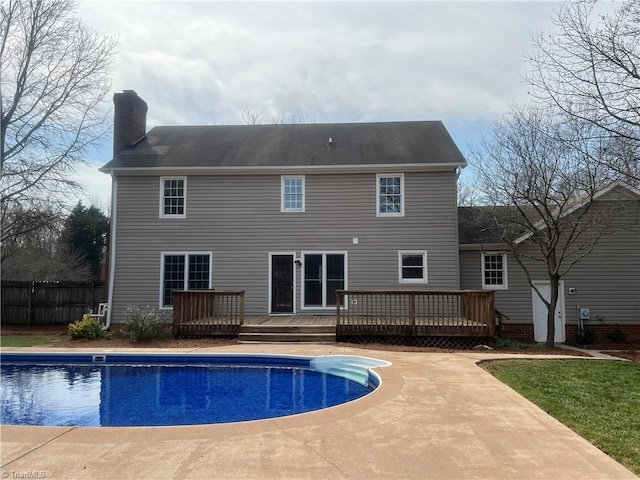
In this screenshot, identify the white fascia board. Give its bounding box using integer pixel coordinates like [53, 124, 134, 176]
[100, 162, 466, 176]
[458, 243, 507, 251]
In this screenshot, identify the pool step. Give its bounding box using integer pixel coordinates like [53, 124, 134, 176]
[238, 325, 336, 344]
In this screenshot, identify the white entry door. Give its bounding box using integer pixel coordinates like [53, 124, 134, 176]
[532, 281, 566, 343]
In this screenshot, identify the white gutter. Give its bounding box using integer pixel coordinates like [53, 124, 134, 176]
[104, 173, 117, 330]
[99, 162, 467, 176]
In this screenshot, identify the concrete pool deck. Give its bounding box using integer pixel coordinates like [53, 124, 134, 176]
[1, 344, 637, 480]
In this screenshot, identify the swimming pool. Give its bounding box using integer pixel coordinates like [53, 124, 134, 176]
[0, 353, 389, 427]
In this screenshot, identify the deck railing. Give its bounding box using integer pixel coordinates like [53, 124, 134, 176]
[172, 290, 245, 337]
[336, 290, 495, 337]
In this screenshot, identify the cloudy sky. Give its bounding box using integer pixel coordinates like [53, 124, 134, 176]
[75, 0, 563, 208]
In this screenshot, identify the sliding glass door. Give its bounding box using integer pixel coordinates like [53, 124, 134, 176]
[303, 253, 346, 308]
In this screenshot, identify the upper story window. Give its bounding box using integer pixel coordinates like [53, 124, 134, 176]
[160, 177, 186, 218]
[482, 252, 508, 289]
[281, 175, 305, 212]
[398, 251, 428, 283]
[377, 174, 404, 217]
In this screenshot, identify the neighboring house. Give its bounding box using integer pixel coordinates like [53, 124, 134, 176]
[458, 184, 640, 342]
[100, 91, 466, 324]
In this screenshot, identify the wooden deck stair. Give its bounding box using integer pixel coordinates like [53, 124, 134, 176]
[238, 322, 336, 344]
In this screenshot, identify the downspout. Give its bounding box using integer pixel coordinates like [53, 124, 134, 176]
[104, 173, 117, 330]
[454, 166, 463, 290]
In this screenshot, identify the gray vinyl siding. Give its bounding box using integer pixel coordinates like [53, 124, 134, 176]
[459, 197, 640, 326]
[110, 170, 460, 322]
[460, 250, 542, 325]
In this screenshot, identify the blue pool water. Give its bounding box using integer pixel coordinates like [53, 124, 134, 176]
[0, 354, 385, 427]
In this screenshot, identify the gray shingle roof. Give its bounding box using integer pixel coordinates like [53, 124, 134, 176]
[101, 121, 466, 171]
[458, 207, 506, 245]
[458, 206, 541, 245]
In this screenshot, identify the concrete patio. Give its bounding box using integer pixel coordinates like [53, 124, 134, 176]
[1, 344, 637, 479]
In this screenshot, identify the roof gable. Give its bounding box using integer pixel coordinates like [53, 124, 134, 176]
[513, 182, 640, 244]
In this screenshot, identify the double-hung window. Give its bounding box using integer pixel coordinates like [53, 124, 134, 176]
[160, 177, 186, 218]
[377, 174, 404, 216]
[161, 252, 212, 307]
[482, 252, 508, 289]
[281, 176, 305, 212]
[398, 251, 428, 283]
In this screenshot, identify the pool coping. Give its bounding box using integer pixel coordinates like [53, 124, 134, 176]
[1, 344, 637, 480]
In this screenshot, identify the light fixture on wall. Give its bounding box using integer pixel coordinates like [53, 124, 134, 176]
[295, 258, 302, 266]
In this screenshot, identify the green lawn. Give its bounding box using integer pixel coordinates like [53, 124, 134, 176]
[0, 335, 62, 347]
[483, 359, 640, 475]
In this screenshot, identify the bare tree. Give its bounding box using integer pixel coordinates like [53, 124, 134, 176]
[241, 107, 264, 125]
[457, 175, 479, 207]
[0, 0, 117, 245]
[1, 243, 92, 281]
[471, 105, 628, 346]
[0, 210, 92, 281]
[270, 112, 315, 125]
[242, 107, 315, 125]
[526, 0, 639, 180]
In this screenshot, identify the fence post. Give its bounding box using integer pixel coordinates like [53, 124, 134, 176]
[336, 291, 341, 327]
[91, 281, 97, 312]
[27, 281, 35, 327]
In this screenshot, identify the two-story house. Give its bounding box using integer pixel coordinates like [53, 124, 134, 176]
[100, 90, 466, 325]
[101, 90, 640, 343]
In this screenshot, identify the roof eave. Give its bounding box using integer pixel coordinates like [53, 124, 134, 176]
[458, 243, 507, 251]
[100, 161, 466, 176]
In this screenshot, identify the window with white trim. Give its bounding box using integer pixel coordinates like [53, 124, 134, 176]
[281, 176, 305, 212]
[398, 251, 428, 283]
[377, 174, 404, 216]
[161, 252, 212, 307]
[302, 252, 346, 308]
[482, 252, 508, 289]
[160, 177, 186, 218]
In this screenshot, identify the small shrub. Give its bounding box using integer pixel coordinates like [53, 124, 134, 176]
[124, 305, 169, 342]
[606, 325, 626, 343]
[68, 314, 110, 340]
[575, 327, 598, 345]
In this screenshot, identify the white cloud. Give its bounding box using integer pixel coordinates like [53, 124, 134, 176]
[72, 162, 112, 212]
[74, 0, 565, 180]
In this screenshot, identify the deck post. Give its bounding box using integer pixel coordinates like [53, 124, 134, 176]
[487, 291, 496, 337]
[410, 292, 416, 336]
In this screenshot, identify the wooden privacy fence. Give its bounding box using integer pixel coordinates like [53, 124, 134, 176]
[336, 290, 495, 337]
[1, 281, 106, 325]
[172, 290, 245, 337]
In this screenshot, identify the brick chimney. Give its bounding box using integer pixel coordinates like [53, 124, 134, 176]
[113, 90, 148, 157]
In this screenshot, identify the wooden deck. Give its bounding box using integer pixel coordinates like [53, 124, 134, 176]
[244, 315, 337, 326]
[336, 290, 496, 338]
[172, 289, 496, 339]
[172, 290, 244, 337]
